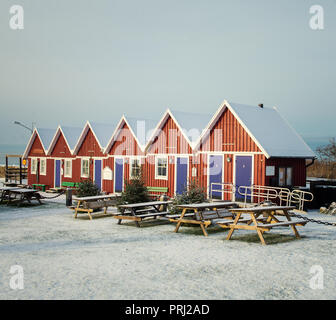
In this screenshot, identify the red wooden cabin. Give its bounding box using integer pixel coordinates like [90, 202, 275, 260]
[145, 109, 212, 198]
[72, 121, 116, 190]
[23, 127, 56, 189]
[103, 116, 156, 193]
[47, 125, 83, 188]
[194, 100, 315, 200]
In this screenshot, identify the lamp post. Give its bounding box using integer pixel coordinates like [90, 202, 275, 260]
[13, 121, 34, 133]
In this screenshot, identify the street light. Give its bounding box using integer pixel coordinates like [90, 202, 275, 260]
[14, 121, 34, 133]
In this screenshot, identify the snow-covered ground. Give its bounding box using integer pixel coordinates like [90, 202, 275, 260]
[0, 196, 335, 300]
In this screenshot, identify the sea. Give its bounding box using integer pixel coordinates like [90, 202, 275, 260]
[0, 137, 331, 166]
[0, 144, 27, 166]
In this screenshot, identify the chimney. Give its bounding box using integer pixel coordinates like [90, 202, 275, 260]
[258, 103, 263, 108]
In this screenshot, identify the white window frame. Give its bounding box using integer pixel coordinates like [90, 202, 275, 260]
[64, 159, 72, 178]
[31, 158, 37, 174]
[40, 158, 47, 175]
[155, 156, 168, 180]
[81, 158, 90, 178]
[129, 157, 141, 179]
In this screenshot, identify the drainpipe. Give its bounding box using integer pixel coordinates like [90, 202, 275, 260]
[305, 158, 315, 168]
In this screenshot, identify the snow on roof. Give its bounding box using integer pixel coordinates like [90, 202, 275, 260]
[226, 101, 316, 158]
[169, 109, 213, 146]
[60, 126, 83, 151]
[89, 121, 118, 148]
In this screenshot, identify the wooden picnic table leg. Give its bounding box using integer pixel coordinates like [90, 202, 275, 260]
[132, 208, 140, 227]
[283, 209, 301, 239]
[250, 213, 266, 245]
[74, 200, 81, 219]
[226, 212, 242, 241]
[88, 209, 93, 221]
[200, 221, 208, 237]
[174, 208, 187, 233]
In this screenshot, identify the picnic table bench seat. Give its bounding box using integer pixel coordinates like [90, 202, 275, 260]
[115, 200, 172, 227]
[71, 194, 121, 220]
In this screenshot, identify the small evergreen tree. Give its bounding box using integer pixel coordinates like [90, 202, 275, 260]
[77, 179, 101, 197]
[170, 179, 207, 215]
[117, 171, 150, 211]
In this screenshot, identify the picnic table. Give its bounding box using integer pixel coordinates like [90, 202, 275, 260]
[217, 205, 307, 245]
[0, 186, 20, 203]
[115, 200, 172, 227]
[173, 202, 238, 237]
[4, 188, 42, 206]
[72, 194, 121, 220]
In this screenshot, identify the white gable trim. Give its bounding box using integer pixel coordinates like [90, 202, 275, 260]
[104, 116, 146, 154]
[193, 99, 270, 158]
[73, 121, 105, 155]
[23, 128, 49, 158]
[144, 108, 194, 153]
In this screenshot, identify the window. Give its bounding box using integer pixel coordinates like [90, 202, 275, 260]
[31, 158, 37, 174]
[130, 158, 141, 179]
[81, 159, 90, 178]
[64, 159, 72, 178]
[155, 156, 168, 179]
[40, 158, 47, 175]
[278, 167, 293, 186]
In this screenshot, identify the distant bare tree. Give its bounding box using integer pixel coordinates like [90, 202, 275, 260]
[311, 138, 336, 179]
[316, 138, 336, 162]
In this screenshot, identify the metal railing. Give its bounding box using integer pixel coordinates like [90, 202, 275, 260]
[289, 189, 314, 211]
[209, 183, 236, 201]
[209, 183, 314, 212]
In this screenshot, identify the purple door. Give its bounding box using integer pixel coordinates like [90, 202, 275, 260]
[176, 157, 188, 194]
[115, 159, 123, 193]
[94, 160, 102, 190]
[209, 155, 223, 199]
[235, 156, 252, 200]
[55, 160, 61, 188]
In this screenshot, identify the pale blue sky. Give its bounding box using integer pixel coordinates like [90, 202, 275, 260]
[0, 0, 335, 145]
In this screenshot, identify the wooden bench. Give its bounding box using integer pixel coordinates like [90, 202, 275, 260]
[147, 186, 168, 199]
[48, 181, 80, 193]
[32, 184, 47, 191]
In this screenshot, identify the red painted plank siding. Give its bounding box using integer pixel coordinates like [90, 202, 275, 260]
[50, 133, 73, 158]
[147, 116, 192, 154]
[265, 158, 306, 187]
[77, 129, 104, 157]
[109, 122, 144, 156]
[200, 108, 260, 153]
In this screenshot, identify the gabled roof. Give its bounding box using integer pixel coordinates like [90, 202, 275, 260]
[145, 109, 213, 151]
[73, 121, 117, 154]
[23, 127, 56, 158]
[47, 125, 83, 155]
[104, 115, 157, 153]
[196, 99, 316, 158]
